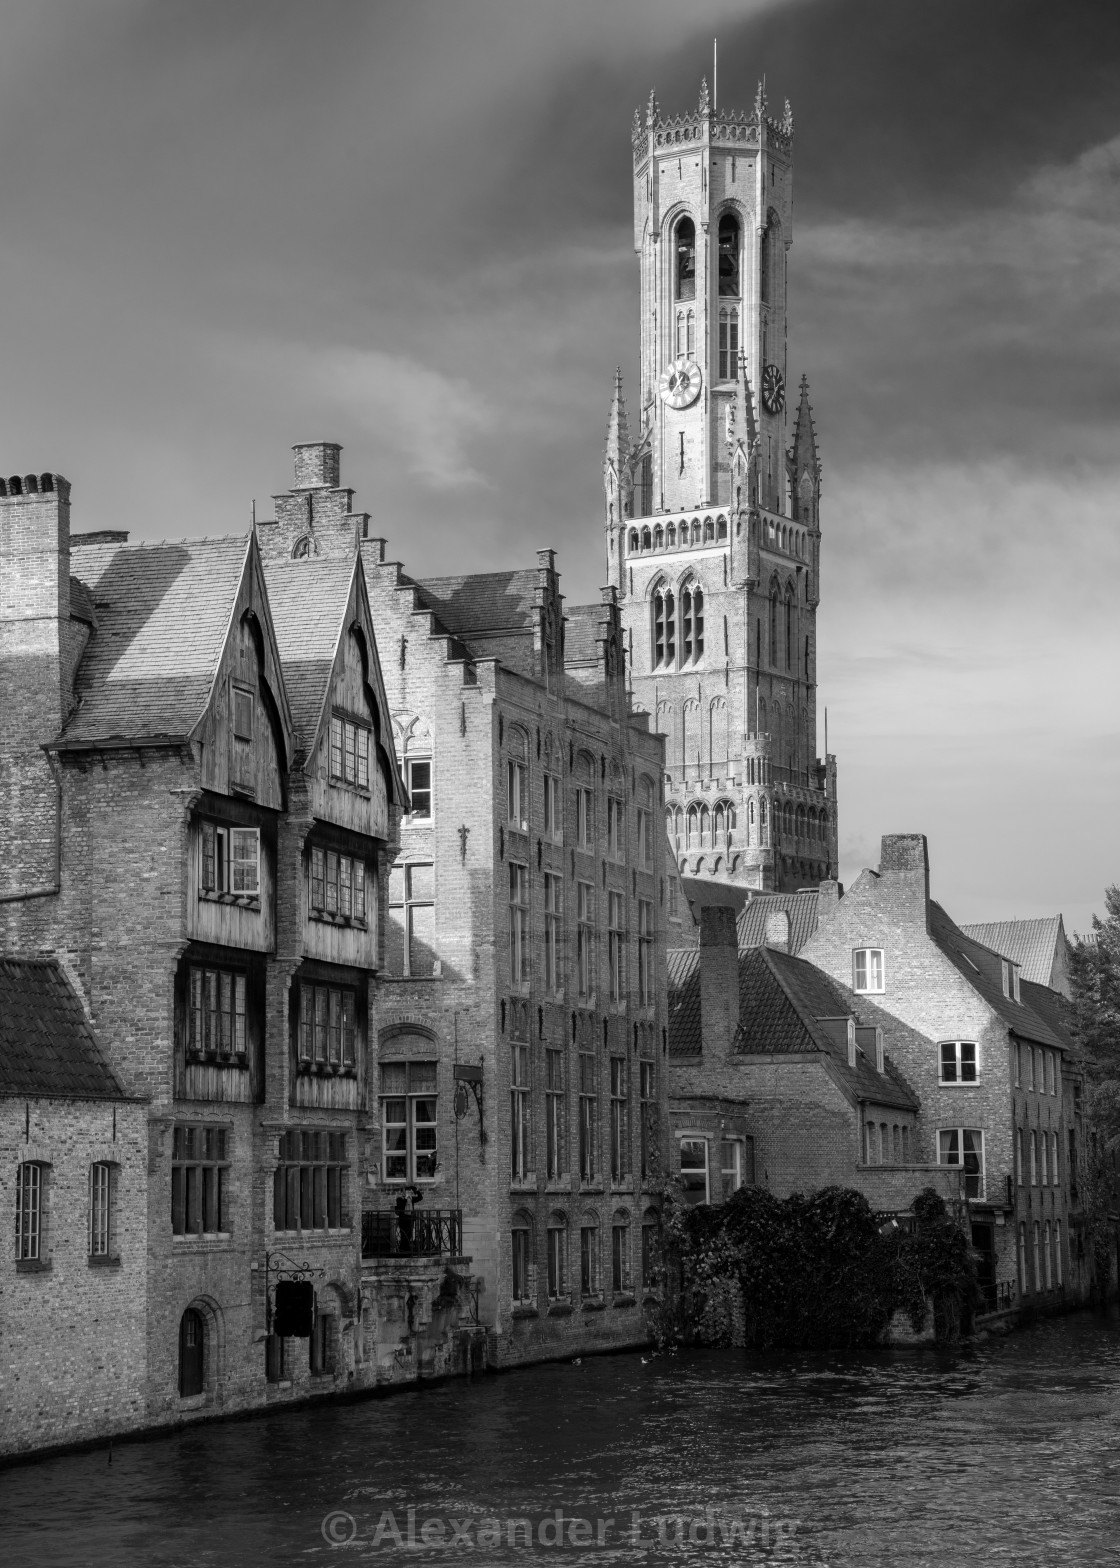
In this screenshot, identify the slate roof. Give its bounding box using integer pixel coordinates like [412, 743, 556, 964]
[62, 535, 250, 745]
[564, 606, 603, 664]
[0, 956, 126, 1100]
[959, 917, 1066, 986]
[410, 570, 539, 637]
[666, 943, 917, 1109]
[263, 555, 355, 749]
[1020, 980, 1079, 1057]
[736, 889, 821, 955]
[930, 904, 1066, 1050]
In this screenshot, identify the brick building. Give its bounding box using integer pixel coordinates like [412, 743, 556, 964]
[258, 443, 671, 1366]
[960, 916, 1073, 1002]
[800, 835, 1084, 1312]
[602, 80, 838, 893]
[666, 908, 958, 1217]
[0, 955, 148, 1458]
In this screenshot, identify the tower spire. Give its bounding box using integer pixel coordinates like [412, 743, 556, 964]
[788, 374, 821, 524]
[603, 367, 633, 541]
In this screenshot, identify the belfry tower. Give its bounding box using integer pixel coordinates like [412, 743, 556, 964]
[604, 78, 837, 893]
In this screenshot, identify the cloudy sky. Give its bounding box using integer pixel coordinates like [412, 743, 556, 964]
[2, 0, 1118, 931]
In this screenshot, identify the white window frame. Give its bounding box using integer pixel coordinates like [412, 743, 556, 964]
[853, 948, 884, 994]
[200, 822, 260, 897]
[938, 1040, 979, 1085]
[388, 862, 435, 978]
[16, 1161, 44, 1261]
[679, 1136, 710, 1206]
[938, 1127, 985, 1200]
[89, 1161, 114, 1258]
[380, 1061, 438, 1183]
[721, 1138, 744, 1195]
[405, 757, 432, 819]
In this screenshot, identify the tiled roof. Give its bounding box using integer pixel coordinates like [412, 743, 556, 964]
[62, 535, 250, 744]
[410, 570, 539, 637]
[263, 556, 355, 749]
[69, 576, 96, 627]
[666, 948, 701, 1055]
[930, 904, 1066, 1050]
[736, 889, 820, 955]
[959, 917, 1066, 986]
[666, 943, 917, 1109]
[0, 956, 125, 1100]
[564, 606, 603, 664]
[1020, 981, 1079, 1057]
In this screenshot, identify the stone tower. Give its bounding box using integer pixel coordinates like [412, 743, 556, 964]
[604, 78, 837, 893]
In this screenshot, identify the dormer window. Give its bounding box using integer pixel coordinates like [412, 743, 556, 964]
[330, 714, 370, 791]
[1002, 961, 1020, 1002]
[200, 822, 259, 897]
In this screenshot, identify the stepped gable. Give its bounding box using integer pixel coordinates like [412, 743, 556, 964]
[62, 533, 251, 745]
[0, 955, 125, 1100]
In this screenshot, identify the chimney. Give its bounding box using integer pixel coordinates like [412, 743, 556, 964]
[699, 905, 739, 1057]
[0, 471, 71, 899]
[764, 909, 790, 953]
[292, 442, 341, 489]
[878, 835, 930, 930]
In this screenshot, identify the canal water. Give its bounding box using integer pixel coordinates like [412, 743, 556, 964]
[2, 1312, 1119, 1568]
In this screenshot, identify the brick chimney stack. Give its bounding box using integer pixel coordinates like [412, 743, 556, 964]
[699, 905, 740, 1057]
[0, 471, 72, 899]
[878, 835, 931, 932]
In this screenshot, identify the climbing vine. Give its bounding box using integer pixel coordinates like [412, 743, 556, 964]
[649, 1185, 979, 1349]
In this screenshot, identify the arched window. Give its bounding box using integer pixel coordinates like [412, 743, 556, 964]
[674, 805, 683, 841]
[641, 525, 652, 551]
[547, 1212, 569, 1300]
[769, 589, 779, 667]
[579, 1212, 601, 1298]
[718, 307, 739, 380]
[679, 584, 703, 664]
[796, 805, 806, 840]
[666, 521, 676, 547]
[760, 211, 781, 308]
[785, 590, 794, 670]
[717, 515, 728, 540]
[628, 529, 639, 552]
[651, 587, 675, 667]
[690, 518, 701, 544]
[654, 524, 664, 548]
[700, 804, 710, 840]
[511, 1210, 535, 1304]
[611, 1208, 633, 1295]
[179, 1308, 206, 1398]
[718, 212, 740, 298]
[747, 798, 756, 845]
[760, 797, 770, 847]
[703, 517, 714, 542]
[675, 217, 696, 301]
[714, 803, 725, 839]
[725, 804, 737, 842]
[686, 804, 699, 846]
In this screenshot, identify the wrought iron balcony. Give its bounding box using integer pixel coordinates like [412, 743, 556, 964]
[361, 1207, 463, 1260]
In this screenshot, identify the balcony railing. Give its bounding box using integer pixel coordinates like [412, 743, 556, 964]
[361, 1207, 463, 1260]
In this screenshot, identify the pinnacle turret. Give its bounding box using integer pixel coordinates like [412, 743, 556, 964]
[603, 368, 633, 529]
[788, 374, 822, 522]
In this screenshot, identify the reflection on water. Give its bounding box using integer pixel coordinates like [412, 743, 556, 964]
[1, 1312, 1119, 1568]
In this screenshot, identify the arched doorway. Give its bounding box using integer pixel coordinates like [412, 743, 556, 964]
[179, 1307, 205, 1397]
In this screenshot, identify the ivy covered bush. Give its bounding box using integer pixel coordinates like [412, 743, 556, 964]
[651, 1185, 979, 1349]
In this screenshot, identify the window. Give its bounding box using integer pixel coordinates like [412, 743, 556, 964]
[544, 873, 562, 993]
[1047, 1052, 1056, 1096]
[718, 212, 740, 298]
[172, 1125, 229, 1235]
[680, 584, 703, 664]
[388, 863, 436, 978]
[1002, 961, 1020, 1002]
[668, 878, 679, 919]
[902, 1125, 910, 1162]
[507, 759, 528, 830]
[200, 822, 260, 897]
[637, 806, 653, 867]
[611, 1210, 632, 1295]
[1055, 1220, 1063, 1288]
[610, 1057, 630, 1181]
[1032, 1220, 1042, 1292]
[511, 1042, 532, 1182]
[1040, 1131, 1049, 1187]
[577, 881, 595, 1000]
[580, 1220, 600, 1297]
[330, 714, 370, 790]
[546, 1215, 568, 1299]
[380, 1062, 437, 1182]
[721, 1139, 744, 1197]
[273, 1130, 349, 1231]
[231, 686, 254, 790]
[543, 773, 562, 841]
[189, 965, 247, 1058]
[89, 1162, 114, 1258]
[607, 796, 626, 859]
[578, 1053, 598, 1183]
[607, 891, 626, 1002]
[512, 1217, 535, 1304]
[1016, 1126, 1024, 1187]
[509, 862, 529, 986]
[1018, 1222, 1028, 1295]
[15, 1162, 44, 1261]
[1051, 1130, 1060, 1188]
[309, 848, 366, 922]
[1030, 1129, 1039, 1185]
[1028, 1048, 1036, 1091]
[639, 1060, 656, 1181]
[680, 1138, 709, 1206]
[853, 949, 884, 993]
[1015, 1042, 1021, 1087]
[938, 1128, 984, 1200]
[576, 787, 594, 850]
[641, 1210, 661, 1291]
[675, 217, 695, 301]
[405, 758, 431, 818]
[939, 1041, 978, 1084]
[546, 1049, 564, 1180]
[297, 981, 357, 1070]
[652, 589, 676, 669]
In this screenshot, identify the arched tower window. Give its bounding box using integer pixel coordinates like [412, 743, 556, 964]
[638, 453, 653, 517]
[769, 588, 780, 668]
[652, 587, 676, 669]
[718, 308, 739, 380]
[641, 525, 652, 551]
[718, 213, 740, 298]
[679, 583, 704, 664]
[675, 218, 696, 302]
[785, 587, 794, 671]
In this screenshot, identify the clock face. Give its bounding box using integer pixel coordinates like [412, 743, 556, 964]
[761, 363, 786, 415]
[659, 357, 702, 410]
